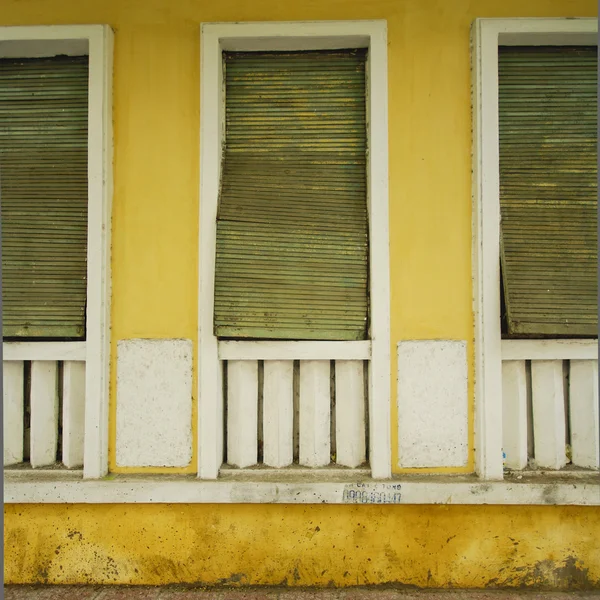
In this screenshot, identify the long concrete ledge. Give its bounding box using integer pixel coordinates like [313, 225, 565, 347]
[4, 471, 599, 505]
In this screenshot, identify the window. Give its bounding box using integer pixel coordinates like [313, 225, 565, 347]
[1, 55, 89, 339]
[472, 18, 599, 480]
[199, 21, 391, 480]
[1, 25, 113, 478]
[498, 45, 597, 338]
[214, 49, 369, 341]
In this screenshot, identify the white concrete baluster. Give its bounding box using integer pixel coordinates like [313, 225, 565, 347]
[227, 360, 258, 468]
[335, 360, 366, 467]
[30, 361, 59, 468]
[299, 360, 330, 467]
[3, 361, 24, 466]
[62, 361, 86, 468]
[501, 360, 528, 470]
[531, 360, 567, 469]
[569, 360, 599, 469]
[263, 360, 294, 468]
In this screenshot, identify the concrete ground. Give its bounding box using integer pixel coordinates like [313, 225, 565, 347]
[4, 588, 600, 600]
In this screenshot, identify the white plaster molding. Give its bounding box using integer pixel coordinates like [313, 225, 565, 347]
[199, 20, 391, 480]
[219, 340, 371, 361]
[3, 342, 86, 362]
[470, 17, 597, 481]
[501, 339, 598, 361]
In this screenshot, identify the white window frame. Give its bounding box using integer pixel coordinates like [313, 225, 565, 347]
[0, 25, 114, 479]
[198, 20, 391, 479]
[471, 17, 598, 480]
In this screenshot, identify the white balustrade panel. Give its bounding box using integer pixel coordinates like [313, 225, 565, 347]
[397, 340, 468, 468]
[530, 360, 567, 470]
[62, 361, 86, 468]
[263, 360, 294, 468]
[569, 360, 599, 469]
[501, 354, 599, 472]
[3, 361, 24, 466]
[227, 360, 258, 468]
[116, 339, 193, 468]
[3, 356, 87, 469]
[335, 360, 366, 468]
[501, 360, 528, 470]
[224, 356, 368, 470]
[299, 360, 331, 467]
[30, 361, 59, 468]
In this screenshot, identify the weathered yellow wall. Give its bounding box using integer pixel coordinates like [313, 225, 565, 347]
[5, 504, 600, 588]
[3, 0, 599, 588]
[2, 0, 595, 475]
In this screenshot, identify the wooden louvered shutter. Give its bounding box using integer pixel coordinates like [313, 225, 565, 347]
[1, 56, 88, 339]
[214, 50, 368, 340]
[498, 46, 598, 337]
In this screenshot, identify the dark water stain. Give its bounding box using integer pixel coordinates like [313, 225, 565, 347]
[492, 555, 594, 590]
[216, 572, 247, 585]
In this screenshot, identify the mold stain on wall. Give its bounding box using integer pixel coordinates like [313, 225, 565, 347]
[4, 504, 600, 588]
[2, 0, 598, 589]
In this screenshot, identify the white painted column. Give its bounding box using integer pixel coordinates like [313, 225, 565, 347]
[227, 360, 258, 468]
[531, 360, 567, 470]
[299, 360, 330, 467]
[30, 361, 59, 468]
[3, 361, 24, 466]
[501, 360, 528, 470]
[569, 360, 599, 469]
[471, 20, 505, 481]
[335, 360, 366, 468]
[62, 361, 86, 469]
[263, 360, 294, 468]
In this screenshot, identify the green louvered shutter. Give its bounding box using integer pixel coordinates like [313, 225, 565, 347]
[214, 50, 368, 340]
[498, 46, 598, 337]
[1, 56, 88, 339]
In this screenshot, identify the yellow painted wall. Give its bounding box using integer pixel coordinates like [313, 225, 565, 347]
[3, 0, 599, 588]
[5, 504, 600, 588]
[1, 0, 595, 475]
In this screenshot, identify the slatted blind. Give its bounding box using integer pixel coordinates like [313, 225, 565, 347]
[214, 50, 368, 340]
[0, 56, 88, 339]
[498, 46, 598, 337]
